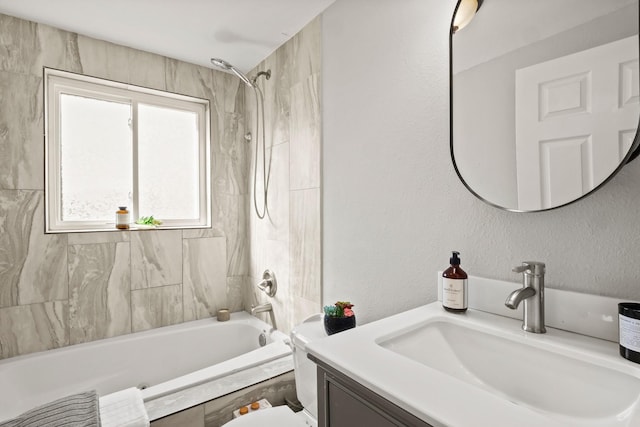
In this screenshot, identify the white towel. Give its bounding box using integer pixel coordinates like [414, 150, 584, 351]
[99, 388, 150, 427]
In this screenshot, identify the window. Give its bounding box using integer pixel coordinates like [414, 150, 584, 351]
[44, 68, 211, 232]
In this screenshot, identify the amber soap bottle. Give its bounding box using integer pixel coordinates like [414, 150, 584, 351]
[442, 251, 468, 313]
[116, 206, 130, 230]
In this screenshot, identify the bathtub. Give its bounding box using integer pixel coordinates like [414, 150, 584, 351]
[0, 312, 292, 422]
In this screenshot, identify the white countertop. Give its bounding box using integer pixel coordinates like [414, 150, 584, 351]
[306, 302, 640, 427]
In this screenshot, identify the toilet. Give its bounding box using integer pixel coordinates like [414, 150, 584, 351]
[223, 314, 325, 427]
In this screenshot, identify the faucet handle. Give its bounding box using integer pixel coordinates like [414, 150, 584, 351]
[257, 270, 277, 297]
[513, 262, 545, 275]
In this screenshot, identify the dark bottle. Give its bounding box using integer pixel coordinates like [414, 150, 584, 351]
[442, 251, 468, 313]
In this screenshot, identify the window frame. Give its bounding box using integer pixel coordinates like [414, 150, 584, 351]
[44, 68, 211, 233]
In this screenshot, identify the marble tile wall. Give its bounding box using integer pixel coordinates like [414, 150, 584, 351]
[0, 12, 322, 358]
[247, 17, 323, 334]
[0, 13, 250, 359]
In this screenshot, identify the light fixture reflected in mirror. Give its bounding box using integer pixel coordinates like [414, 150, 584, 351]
[452, 0, 483, 33]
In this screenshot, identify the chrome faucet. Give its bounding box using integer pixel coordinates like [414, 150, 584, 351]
[251, 302, 277, 329]
[505, 262, 546, 333]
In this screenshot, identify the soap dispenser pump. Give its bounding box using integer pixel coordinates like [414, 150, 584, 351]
[442, 251, 468, 313]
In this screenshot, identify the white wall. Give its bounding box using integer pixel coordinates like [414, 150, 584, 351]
[321, 0, 640, 325]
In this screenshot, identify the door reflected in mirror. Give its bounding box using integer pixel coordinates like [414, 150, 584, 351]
[451, 0, 640, 211]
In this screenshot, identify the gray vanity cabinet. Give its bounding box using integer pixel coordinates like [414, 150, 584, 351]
[313, 358, 433, 427]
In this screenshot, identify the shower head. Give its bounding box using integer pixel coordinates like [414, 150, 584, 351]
[210, 57, 232, 69]
[210, 58, 254, 88]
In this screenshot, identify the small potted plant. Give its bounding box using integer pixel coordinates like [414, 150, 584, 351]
[135, 215, 162, 229]
[323, 301, 356, 335]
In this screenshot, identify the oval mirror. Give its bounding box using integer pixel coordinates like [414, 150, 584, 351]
[451, 0, 640, 211]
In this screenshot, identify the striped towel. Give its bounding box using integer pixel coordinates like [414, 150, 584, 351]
[0, 390, 100, 427]
[98, 388, 149, 427]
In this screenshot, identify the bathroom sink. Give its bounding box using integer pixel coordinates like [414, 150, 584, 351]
[307, 280, 640, 427]
[378, 318, 640, 422]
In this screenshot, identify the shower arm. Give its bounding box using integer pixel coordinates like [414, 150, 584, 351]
[250, 70, 271, 86]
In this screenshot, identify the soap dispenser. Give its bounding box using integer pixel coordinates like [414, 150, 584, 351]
[442, 251, 468, 313]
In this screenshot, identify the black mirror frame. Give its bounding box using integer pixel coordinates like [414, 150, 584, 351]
[449, 0, 640, 212]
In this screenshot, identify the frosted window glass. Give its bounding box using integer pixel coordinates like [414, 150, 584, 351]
[138, 103, 199, 219]
[45, 68, 210, 232]
[60, 94, 132, 221]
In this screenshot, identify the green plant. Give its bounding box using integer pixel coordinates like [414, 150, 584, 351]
[136, 215, 162, 226]
[323, 301, 354, 318]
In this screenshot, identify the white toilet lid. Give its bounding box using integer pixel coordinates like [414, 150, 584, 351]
[223, 406, 306, 427]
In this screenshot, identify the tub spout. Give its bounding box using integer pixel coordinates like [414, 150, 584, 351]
[251, 303, 272, 315]
[251, 303, 277, 329]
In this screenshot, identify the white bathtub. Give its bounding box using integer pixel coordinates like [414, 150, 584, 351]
[0, 312, 291, 422]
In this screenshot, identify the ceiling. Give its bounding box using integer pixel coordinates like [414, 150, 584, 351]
[0, 0, 336, 73]
[454, 0, 636, 73]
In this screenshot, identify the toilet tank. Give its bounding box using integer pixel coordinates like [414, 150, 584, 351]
[290, 314, 326, 419]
